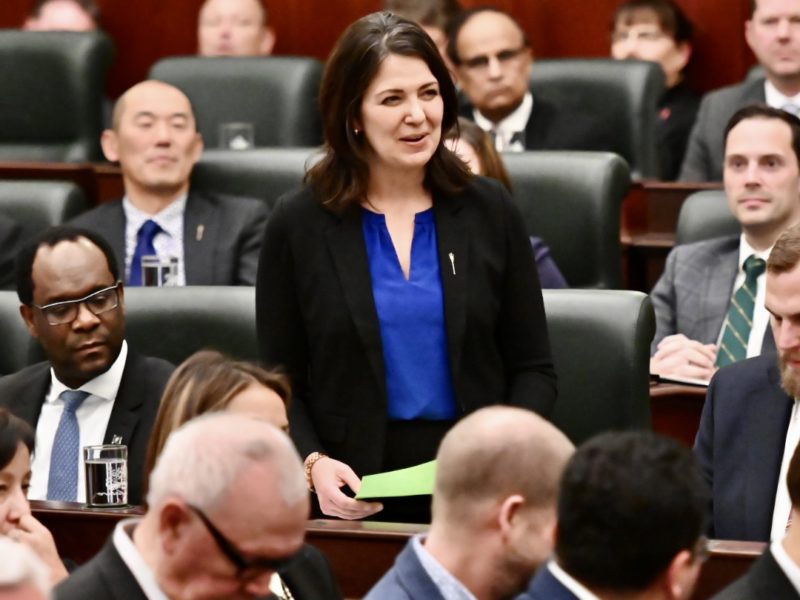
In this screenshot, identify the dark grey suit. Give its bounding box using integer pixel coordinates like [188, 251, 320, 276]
[649, 235, 775, 355]
[0, 349, 174, 505]
[679, 78, 766, 182]
[69, 190, 268, 286]
[364, 539, 447, 600]
[713, 548, 800, 599]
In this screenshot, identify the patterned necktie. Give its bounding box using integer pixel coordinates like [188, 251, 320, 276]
[128, 219, 162, 286]
[47, 390, 90, 501]
[716, 255, 766, 367]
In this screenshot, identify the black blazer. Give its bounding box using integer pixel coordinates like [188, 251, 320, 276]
[0, 348, 174, 505]
[256, 177, 557, 476]
[54, 537, 342, 600]
[713, 548, 799, 600]
[69, 190, 269, 285]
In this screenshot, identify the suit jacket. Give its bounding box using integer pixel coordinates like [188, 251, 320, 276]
[649, 235, 776, 355]
[0, 349, 174, 505]
[679, 77, 766, 182]
[694, 354, 793, 541]
[69, 190, 268, 285]
[256, 177, 557, 477]
[517, 563, 579, 600]
[713, 548, 800, 600]
[54, 536, 342, 600]
[364, 539, 447, 600]
[459, 94, 612, 152]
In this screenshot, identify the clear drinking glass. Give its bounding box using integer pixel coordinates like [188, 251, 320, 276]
[83, 444, 128, 507]
[141, 255, 178, 287]
[219, 122, 255, 150]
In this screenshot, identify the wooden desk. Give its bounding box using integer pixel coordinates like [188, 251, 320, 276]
[0, 161, 123, 206]
[650, 382, 707, 446]
[622, 181, 722, 291]
[31, 501, 761, 599]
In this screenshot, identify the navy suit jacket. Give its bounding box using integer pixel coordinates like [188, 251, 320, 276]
[713, 549, 799, 600]
[517, 564, 579, 600]
[694, 354, 794, 541]
[364, 539, 447, 600]
[0, 348, 174, 505]
[70, 190, 268, 285]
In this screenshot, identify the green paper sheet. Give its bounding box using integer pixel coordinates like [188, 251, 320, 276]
[356, 460, 437, 499]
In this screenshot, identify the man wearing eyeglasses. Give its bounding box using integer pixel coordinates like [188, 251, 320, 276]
[54, 413, 313, 600]
[0, 226, 174, 506]
[446, 7, 609, 153]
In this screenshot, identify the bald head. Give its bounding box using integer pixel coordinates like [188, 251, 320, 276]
[110, 80, 196, 132]
[433, 407, 573, 526]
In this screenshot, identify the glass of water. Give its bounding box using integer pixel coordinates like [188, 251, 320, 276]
[219, 122, 255, 150]
[141, 255, 178, 287]
[83, 444, 128, 507]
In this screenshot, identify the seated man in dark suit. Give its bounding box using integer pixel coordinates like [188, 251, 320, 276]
[695, 221, 800, 542]
[680, 0, 800, 181]
[520, 431, 709, 600]
[650, 106, 800, 382]
[55, 413, 313, 600]
[70, 80, 268, 286]
[0, 226, 174, 505]
[365, 406, 574, 600]
[446, 7, 610, 152]
[715, 443, 800, 598]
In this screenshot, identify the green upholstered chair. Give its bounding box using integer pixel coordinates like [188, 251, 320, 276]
[0, 31, 113, 162]
[0, 181, 87, 239]
[149, 56, 323, 148]
[543, 289, 654, 444]
[675, 190, 739, 246]
[503, 151, 630, 289]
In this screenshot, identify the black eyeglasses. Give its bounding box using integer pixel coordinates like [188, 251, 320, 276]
[461, 46, 528, 71]
[186, 504, 300, 580]
[33, 282, 121, 326]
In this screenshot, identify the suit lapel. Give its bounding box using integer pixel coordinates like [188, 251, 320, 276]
[745, 361, 793, 539]
[325, 206, 387, 397]
[182, 192, 218, 285]
[700, 240, 739, 342]
[6, 365, 51, 429]
[104, 204, 127, 278]
[395, 541, 448, 600]
[103, 351, 144, 447]
[433, 195, 467, 386]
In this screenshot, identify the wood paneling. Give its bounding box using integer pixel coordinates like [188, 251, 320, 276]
[0, 0, 757, 98]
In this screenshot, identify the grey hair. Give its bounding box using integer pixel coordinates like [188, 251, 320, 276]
[0, 538, 50, 598]
[146, 412, 307, 510]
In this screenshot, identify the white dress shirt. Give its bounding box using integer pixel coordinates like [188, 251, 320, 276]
[123, 195, 187, 286]
[765, 80, 800, 113]
[772, 399, 800, 541]
[114, 519, 169, 600]
[473, 92, 533, 153]
[548, 560, 600, 600]
[715, 235, 771, 358]
[28, 341, 128, 502]
[771, 539, 800, 594]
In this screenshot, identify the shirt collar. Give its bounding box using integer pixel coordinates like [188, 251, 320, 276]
[123, 194, 187, 241]
[738, 234, 773, 271]
[771, 539, 800, 595]
[411, 534, 478, 600]
[765, 80, 800, 109]
[113, 519, 169, 600]
[548, 560, 601, 600]
[48, 340, 128, 404]
[473, 92, 533, 137]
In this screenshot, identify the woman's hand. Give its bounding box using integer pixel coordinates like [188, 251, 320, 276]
[12, 514, 69, 585]
[310, 457, 383, 520]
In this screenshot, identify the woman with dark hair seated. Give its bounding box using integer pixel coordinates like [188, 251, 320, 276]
[257, 11, 557, 523]
[144, 350, 342, 600]
[0, 407, 67, 586]
[444, 117, 568, 288]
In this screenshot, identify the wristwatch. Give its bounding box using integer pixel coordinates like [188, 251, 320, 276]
[304, 452, 328, 492]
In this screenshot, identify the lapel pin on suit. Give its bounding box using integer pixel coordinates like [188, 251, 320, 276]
[110, 434, 123, 445]
[448, 252, 456, 275]
[196, 224, 205, 241]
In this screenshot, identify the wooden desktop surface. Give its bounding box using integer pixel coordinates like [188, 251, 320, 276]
[32, 501, 762, 599]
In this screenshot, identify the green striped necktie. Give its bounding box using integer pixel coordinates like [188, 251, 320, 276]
[716, 254, 766, 367]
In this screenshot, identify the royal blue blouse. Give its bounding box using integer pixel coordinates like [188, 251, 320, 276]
[361, 208, 457, 421]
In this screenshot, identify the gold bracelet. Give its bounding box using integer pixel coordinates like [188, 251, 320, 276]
[304, 452, 328, 492]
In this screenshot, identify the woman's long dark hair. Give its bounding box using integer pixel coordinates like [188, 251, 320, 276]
[307, 11, 471, 212]
[0, 407, 34, 469]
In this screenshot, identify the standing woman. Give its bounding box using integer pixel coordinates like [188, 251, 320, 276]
[257, 11, 557, 521]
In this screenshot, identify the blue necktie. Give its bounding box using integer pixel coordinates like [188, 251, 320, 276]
[47, 390, 90, 501]
[128, 219, 162, 286]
